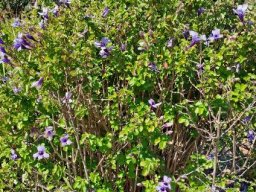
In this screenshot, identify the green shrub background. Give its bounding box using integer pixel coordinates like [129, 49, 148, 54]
[0, 0, 255, 191]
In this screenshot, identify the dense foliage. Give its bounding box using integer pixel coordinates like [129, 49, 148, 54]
[0, 0, 255, 191]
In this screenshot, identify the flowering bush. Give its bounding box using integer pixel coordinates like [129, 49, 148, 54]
[0, 0, 255, 191]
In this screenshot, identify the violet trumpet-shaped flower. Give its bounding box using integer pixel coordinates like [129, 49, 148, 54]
[63, 91, 72, 103]
[148, 99, 162, 109]
[1, 76, 8, 83]
[13, 33, 32, 51]
[247, 130, 255, 143]
[99, 47, 113, 58]
[188, 31, 206, 48]
[59, 0, 71, 6]
[162, 122, 173, 129]
[26, 33, 37, 42]
[208, 29, 223, 41]
[2, 55, 10, 63]
[13, 87, 22, 94]
[0, 38, 4, 45]
[11, 149, 18, 160]
[12, 18, 21, 27]
[31, 77, 44, 89]
[197, 7, 205, 16]
[0, 53, 10, 64]
[156, 176, 171, 192]
[33, 145, 49, 160]
[242, 116, 251, 124]
[233, 4, 248, 23]
[183, 29, 190, 40]
[60, 134, 72, 146]
[120, 43, 127, 52]
[207, 153, 214, 160]
[148, 62, 159, 72]
[162, 122, 173, 135]
[39, 8, 49, 20]
[95, 37, 112, 58]
[240, 182, 249, 192]
[102, 7, 110, 17]
[163, 176, 172, 184]
[0, 46, 6, 54]
[52, 5, 59, 17]
[167, 38, 173, 48]
[196, 63, 204, 75]
[39, 20, 46, 29]
[156, 186, 168, 192]
[94, 37, 111, 48]
[44, 126, 55, 140]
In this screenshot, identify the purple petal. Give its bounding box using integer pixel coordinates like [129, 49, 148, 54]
[37, 145, 45, 152]
[102, 7, 110, 17]
[148, 99, 155, 106]
[33, 152, 39, 159]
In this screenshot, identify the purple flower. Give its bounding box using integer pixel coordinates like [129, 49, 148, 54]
[148, 99, 162, 109]
[94, 37, 111, 49]
[207, 153, 214, 160]
[197, 7, 205, 16]
[247, 130, 255, 143]
[11, 149, 18, 160]
[240, 182, 249, 192]
[31, 77, 44, 89]
[63, 91, 73, 103]
[12, 18, 21, 27]
[163, 176, 171, 184]
[196, 63, 204, 75]
[233, 4, 248, 23]
[0, 46, 6, 54]
[188, 31, 206, 48]
[120, 43, 127, 52]
[167, 38, 173, 48]
[26, 33, 37, 42]
[60, 134, 72, 146]
[52, 5, 59, 17]
[13, 33, 32, 51]
[0, 38, 4, 45]
[148, 62, 159, 72]
[44, 126, 55, 140]
[59, 0, 71, 6]
[1, 76, 8, 83]
[13, 87, 22, 94]
[95, 38, 113, 58]
[162, 122, 173, 129]
[39, 20, 46, 29]
[99, 47, 113, 58]
[156, 186, 168, 192]
[39, 8, 49, 20]
[102, 7, 110, 17]
[242, 116, 251, 124]
[208, 29, 223, 41]
[0, 53, 10, 64]
[156, 176, 172, 192]
[183, 30, 190, 40]
[33, 145, 49, 160]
